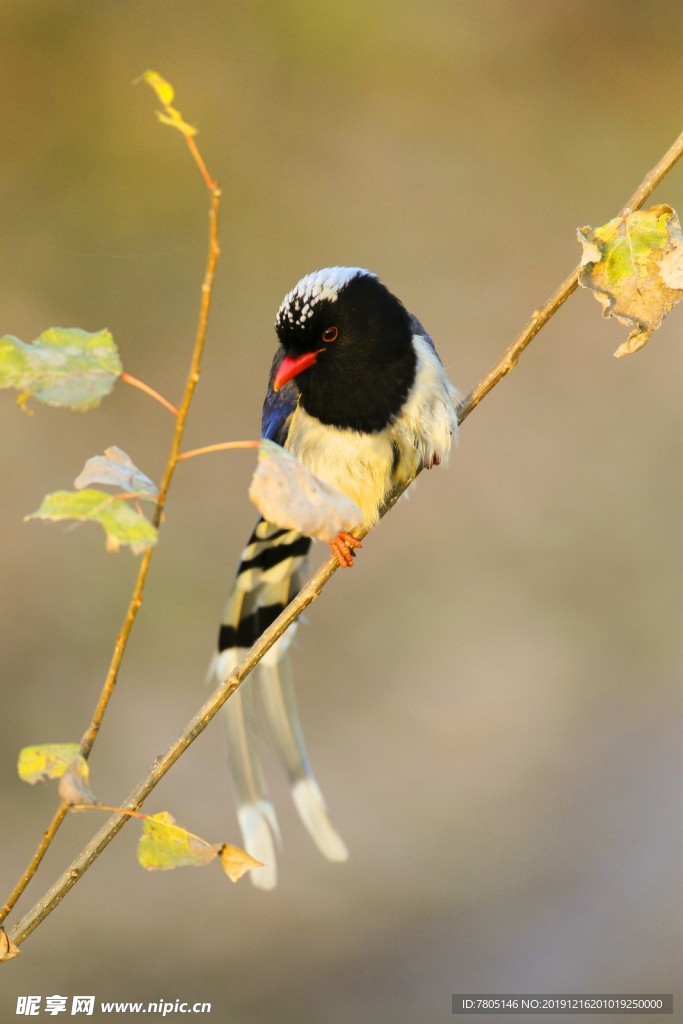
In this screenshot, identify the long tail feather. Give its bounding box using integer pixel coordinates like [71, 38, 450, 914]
[217, 519, 347, 886]
[218, 662, 279, 890]
[256, 654, 348, 862]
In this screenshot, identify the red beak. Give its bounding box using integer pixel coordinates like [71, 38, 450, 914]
[273, 349, 324, 392]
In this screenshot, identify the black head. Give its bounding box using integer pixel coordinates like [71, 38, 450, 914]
[272, 267, 417, 433]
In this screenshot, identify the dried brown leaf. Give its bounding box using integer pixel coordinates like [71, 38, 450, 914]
[577, 204, 683, 357]
[0, 927, 20, 962]
[219, 843, 264, 884]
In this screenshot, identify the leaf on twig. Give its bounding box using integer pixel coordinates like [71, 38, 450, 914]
[138, 69, 175, 106]
[0, 928, 21, 962]
[249, 438, 361, 542]
[0, 328, 121, 410]
[138, 812, 220, 870]
[137, 812, 261, 883]
[58, 758, 97, 807]
[17, 741, 96, 806]
[17, 743, 82, 784]
[137, 70, 198, 136]
[74, 446, 158, 497]
[577, 204, 683, 357]
[219, 843, 264, 884]
[26, 489, 158, 555]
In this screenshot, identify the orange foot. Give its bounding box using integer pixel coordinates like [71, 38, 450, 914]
[329, 531, 362, 568]
[427, 454, 441, 468]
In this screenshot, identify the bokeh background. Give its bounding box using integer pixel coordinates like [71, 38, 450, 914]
[1, 2, 682, 1022]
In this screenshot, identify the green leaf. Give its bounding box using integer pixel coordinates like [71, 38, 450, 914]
[18, 743, 82, 784]
[26, 489, 157, 555]
[249, 438, 361, 542]
[577, 204, 683, 357]
[137, 812, 221, 871]
[0, 327, 121, 410]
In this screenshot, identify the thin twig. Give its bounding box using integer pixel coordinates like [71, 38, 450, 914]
[177, 440, 259, 461]
[456, 129, 683, 424]
[6, 127, 683, 949]
[184, 134, 218, 193]
[120, 372, 179, 417]
[0, 184, 221, 929]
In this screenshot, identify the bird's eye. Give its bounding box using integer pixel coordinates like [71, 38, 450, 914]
[322, 326, 338, 343]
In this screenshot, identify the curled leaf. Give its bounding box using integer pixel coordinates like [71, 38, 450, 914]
[58, 758, 97, 807]
[577, 204, 683, 357]
[18, 743, 82, 784]
[26, 489, 157, 555]
[0, 327, 121, 410]
[0, 928, 20, 962]
[219, 843, 264, 884]
[74, 446, 158, 497]
[249, 439, 361, 542]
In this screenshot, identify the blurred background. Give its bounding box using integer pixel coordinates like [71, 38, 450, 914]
[1, 2, 681, 1021]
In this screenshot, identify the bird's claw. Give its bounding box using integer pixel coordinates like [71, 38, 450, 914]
[329, 531, 362, 568]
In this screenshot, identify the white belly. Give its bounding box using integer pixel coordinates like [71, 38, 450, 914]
[285, 407, 395, 526]
[284, 334, 459, 528]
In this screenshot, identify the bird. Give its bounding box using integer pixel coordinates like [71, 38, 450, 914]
[213, 266, 459, 888]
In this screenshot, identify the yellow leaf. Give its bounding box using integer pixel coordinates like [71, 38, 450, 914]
[219, 843, 264, 884]
[18, 743, 82, 784]
[137, 812, 220, 871]
[138, 69, 175, 107]
[136, 70, 198, 136]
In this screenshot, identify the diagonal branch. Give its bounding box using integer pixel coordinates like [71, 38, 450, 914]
[7, 126, 683, 950]
[456, 129, 683, 424]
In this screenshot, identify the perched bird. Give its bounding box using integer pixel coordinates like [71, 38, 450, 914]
[214, 267, 458, 888]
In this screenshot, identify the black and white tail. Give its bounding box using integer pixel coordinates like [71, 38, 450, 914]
[214, 519, 348, 889]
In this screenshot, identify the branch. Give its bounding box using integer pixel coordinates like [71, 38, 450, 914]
[7, 126, 683, 949]
[456, 129, 683, 424]
[0, 178, 221, 930]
